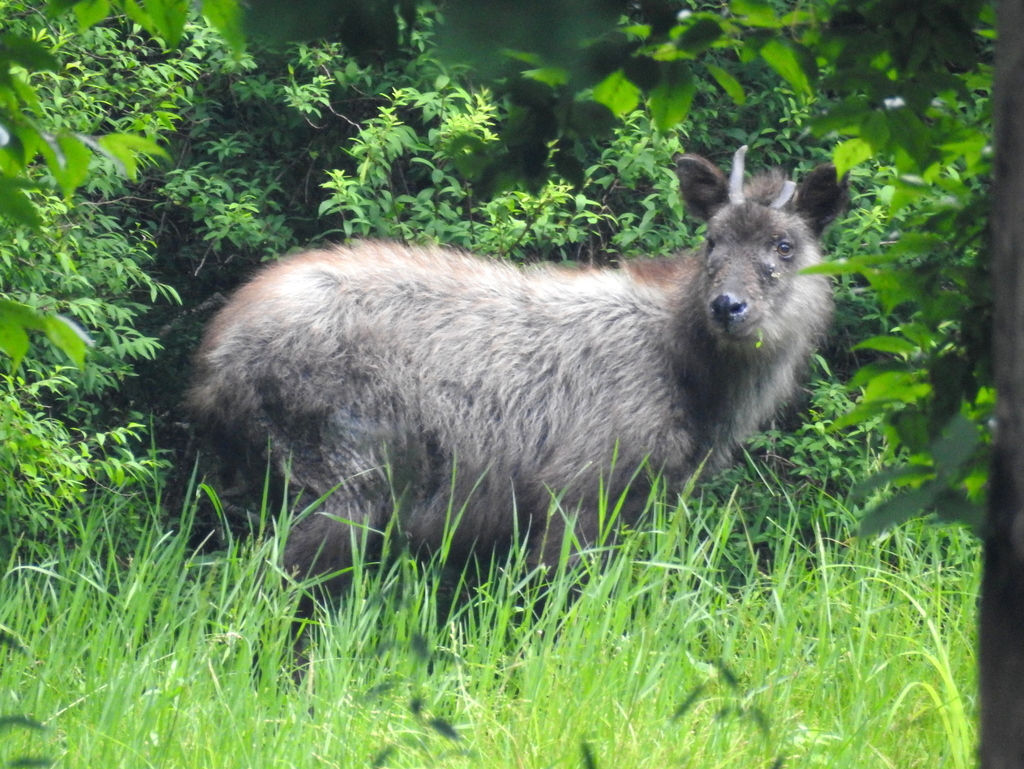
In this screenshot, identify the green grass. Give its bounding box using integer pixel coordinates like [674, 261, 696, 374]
[0, 479, 978, 768]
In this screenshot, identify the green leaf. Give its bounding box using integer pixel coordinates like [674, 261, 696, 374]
[800, 253, 901, 276]
[0, 301, 32, 368]
[852, 463, 935, 499]
[886, 233, 945, 256]
[799, 262, 853, 276]
[759, 39, 813, 97]
[893, 409, 930, 454]
[887, 109, 932, 174]
[94, 133, 168, 178]
[833, 137, 873, 178]
[896, 322, 936, 349]
[523, 67, 569, 87]
[648, 66, 695, 132]
[201, 0, 246, 52]
[119, 0, 155, 36]
[810, 97, 872, 136]
[860, 111, 890, 149]
[830, 400, 890, 431]
[445, 133, 489, 177]
[863, 270, 919, 311]
[72, 0, 112, 30]
[0, 176, 41, 227]
[730, 0, 780, 28]
[931, 488, 983, 529]
[0, 299, 92, 369]
[848, 360, 908, 389]
[39, 132, 92, 197]
[45, 0, 80, 14]
[0, 35, 61, 72]
[861, 370, 931, 404]
[143, 0, 189, 47]
[706, 65, 745, 105]
[853, 335, 918, 356]
[43, 314, 93, 369]
[930, 415, 980, 480]
[622, 24, 651, 39]
[592, 70, 641, 117]
[673, 18, 724, 57]
[860, 482, 940, 535]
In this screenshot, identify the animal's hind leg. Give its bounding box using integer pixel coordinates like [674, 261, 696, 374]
[283, 494, 387, 678]
[284, 505, 374, 593]
[528, 499, 605, 575]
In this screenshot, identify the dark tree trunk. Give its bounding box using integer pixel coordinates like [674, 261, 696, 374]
[982, 0, 1024, 766]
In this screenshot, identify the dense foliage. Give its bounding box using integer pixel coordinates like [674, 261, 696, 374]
[0, 475, 982, 769]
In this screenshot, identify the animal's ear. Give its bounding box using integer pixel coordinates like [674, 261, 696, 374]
[795, 163, 849, 234]
[676, 154, 730, 221]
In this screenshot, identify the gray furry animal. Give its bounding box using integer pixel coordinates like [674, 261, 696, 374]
[188, 146, 848, 605]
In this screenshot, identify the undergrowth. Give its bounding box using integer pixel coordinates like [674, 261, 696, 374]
[0, 469, 978, 769]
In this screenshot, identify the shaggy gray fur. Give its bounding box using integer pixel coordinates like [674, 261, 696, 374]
[188, 151, 848, 598]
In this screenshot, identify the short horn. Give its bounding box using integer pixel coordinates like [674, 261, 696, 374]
[769, 180, 797, 209]
[728, 145, 748, 204]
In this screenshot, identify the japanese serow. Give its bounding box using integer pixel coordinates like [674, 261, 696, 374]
[187, 146, 848, 610]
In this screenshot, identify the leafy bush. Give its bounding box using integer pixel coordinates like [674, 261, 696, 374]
[0, 372, 161, 559]
[0, 4, 199, 544]
[319, 100, 693, 262]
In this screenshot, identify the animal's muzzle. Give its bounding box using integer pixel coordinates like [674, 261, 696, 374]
[710, 293, 749, 330]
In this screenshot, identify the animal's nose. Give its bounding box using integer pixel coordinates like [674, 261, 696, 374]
[711, 293, 748, 325]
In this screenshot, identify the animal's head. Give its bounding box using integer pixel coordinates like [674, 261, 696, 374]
[676, 146, 848, 345]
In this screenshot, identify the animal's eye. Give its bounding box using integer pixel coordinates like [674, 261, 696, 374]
[776, 240, 793, 258]
[706, 238, 716, 253]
